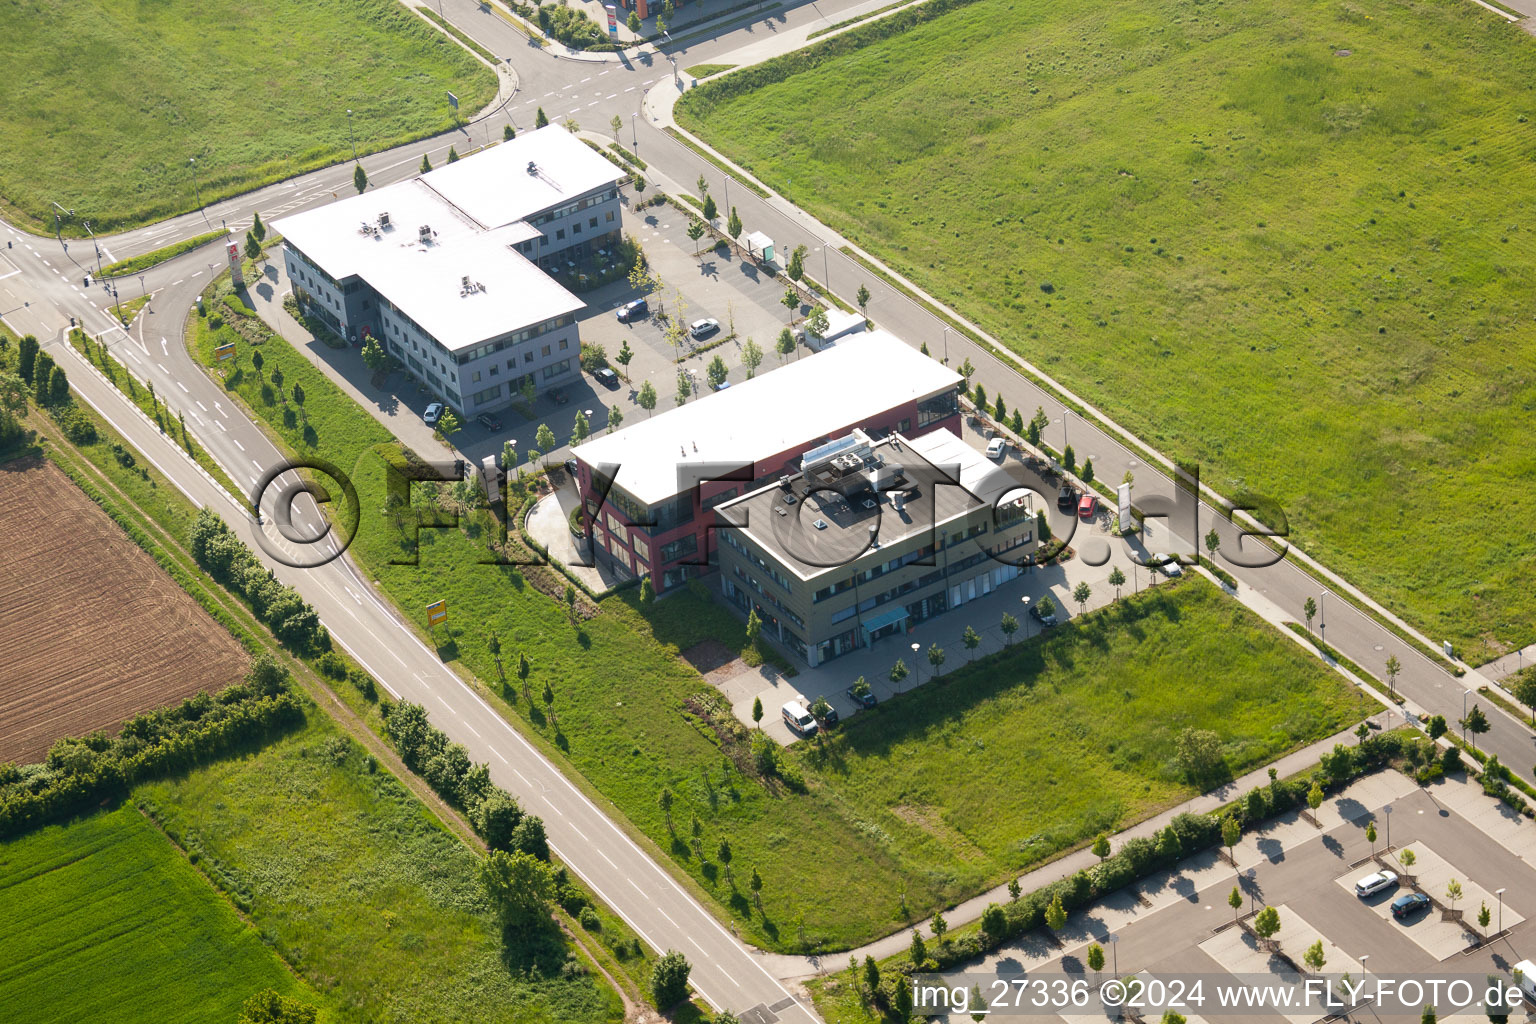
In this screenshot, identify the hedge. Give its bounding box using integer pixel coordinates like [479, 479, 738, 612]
[0, 659, 305, 839]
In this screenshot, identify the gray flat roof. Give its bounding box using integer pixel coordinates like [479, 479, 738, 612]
[716, 432, 983, 582]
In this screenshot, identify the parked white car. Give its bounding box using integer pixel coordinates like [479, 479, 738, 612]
[985, 437, 1007, 460]
[1354, 869, 1398, 897]
[781, 701, 818, 737]
[1152, 553, 1183, 577]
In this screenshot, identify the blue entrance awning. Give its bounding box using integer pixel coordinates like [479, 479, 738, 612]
[862, 606, 910, 633]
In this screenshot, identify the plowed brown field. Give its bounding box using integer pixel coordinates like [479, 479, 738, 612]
[0, 457, 248, 764]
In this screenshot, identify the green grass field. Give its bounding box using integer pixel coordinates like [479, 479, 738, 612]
[138, 715, 624, 1024]
[0, 807, 320, 1024]
[0, 0, 494, 233]
[677, 0, 1536, 665]
[189, 287, 1368, 948]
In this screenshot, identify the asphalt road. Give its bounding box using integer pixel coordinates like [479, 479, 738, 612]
[2, 0, 1530, 1002]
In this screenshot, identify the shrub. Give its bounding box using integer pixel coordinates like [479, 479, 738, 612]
[579, 342, 608, 373]
[579, 906, 602, 930]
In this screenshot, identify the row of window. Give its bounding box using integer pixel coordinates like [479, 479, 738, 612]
[731, 566, 805, 629]
[457, 314, 576, 366]
[719, 531, 796, 594]
[527, 189, 619, 229]
[468, 336, 570, 384]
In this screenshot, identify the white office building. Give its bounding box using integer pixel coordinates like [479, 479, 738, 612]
[272, 127, 626, 416]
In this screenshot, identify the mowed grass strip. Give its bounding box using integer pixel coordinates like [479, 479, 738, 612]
[789, 581, 1373, 893]
[1, 0, 495, 233]
[188, 287, 1368, 948]
[678, 0, 1536, 663]
[0, 807, 318, 1024]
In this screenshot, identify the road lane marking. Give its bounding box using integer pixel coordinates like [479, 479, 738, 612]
[176, 381, 188, 393]
[158, 362, 168, 372]
[171, 279, 184, 286]
[232, 438, 245, 451]
[251, 458, 262, 469]
[627, 877, 646, 895]
[196, 400, 208, 411]
[464, 722, 482, 738]
[215, 419, 227, 431]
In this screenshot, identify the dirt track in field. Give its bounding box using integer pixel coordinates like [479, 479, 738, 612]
[0, 457, 248, 764]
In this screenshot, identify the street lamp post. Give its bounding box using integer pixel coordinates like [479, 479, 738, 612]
[347, 109, 358, 162]
[1463, 689, 1469, 742]
[1360, 954, 1369, 977]
[1109, 935, 1118, 977]
[139, 274, 147, 302]
[910, 642, 921, 689]
[941, 326, 949, 365]
[1497, 887, 1506, 936]
[1063, 408, 1070, 454]
[631, 113, 638, 152]
[189, 157, 204, 212]
[1319, 589, 1328, 644]
[670, 54, 678, 85]
[1383, 804, 1391, 849]
[82, 221, 104, 280]
[1021, 595, 1031, 640]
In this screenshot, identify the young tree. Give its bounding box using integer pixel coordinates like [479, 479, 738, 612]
[17, 334, 39, 384]
[571, 409, 590, 445]
[745, 606, 762, 650]
[1035, 593, 1056, 622]
[1063, 443, 1075, 473]
[1092, 834, 1111, 861]
[1108, 566, 1126, 599]
[716, 836, 734, 885]
[447, 146, 460, 163]
[1000, 612, 1019, 645]
[650, 951, 692, 1009]
[1221, 814, 1241, 863]
[1306, 779, 1325, 820]
[353, 163, 368, 194]
[435, 410, 461, 440]
[742, 337, 763, 379]
[516, 651, 532, 702]
[751, 696, 763, 729]
[786, 245, 806, 282]
[1087, 942, 1105, 978]
[638, 380, 657, 416]
[775, 327, 795, 362]
[1044, 892, 1068, 931]
[927, 643, 946, 678]
[535, 106, 549, 128]
[910, 928, 927, 968]
[251, 211, 266, 242]
[1478, 901, 1492, 941]
[701, 193, 718, 222]
[615, 339, 634, 381]
[563, 582, 578, 622]
[251, 349, 265, 380]
[1253, 905, 1281, 942]
[1446, 878, 1463, 917]
[607, 404, 623, 434]
[47, 365, 70, 406]
[1073, 581, 1092, 613]
[889, 658, 909, 690]
[1386, 654, 1403, 698]
[1462, 704, 1490, 747]
[805, 306, 830, 340]
[962, 625, 981, 661]
[477, 849, 554, 931]
[750, 865, 764, 912]
[609, 113, 623, 140]
[675, 368, 692, 406]
[1228, 885, 1243, 922]
[1427, 714, 1447, 739]
[1008, 877, 1021, 902]
[687, 218, 706, 256]
[1303, 939, 1326, 974]
[863, 955, 880, 995]
[1303, 596, 1317, 632]
[932, 911, 949, 945]
[1423, 1007, 1437, 1024]
[657, 786, 674, 832]
[856, 283, 871, 320]
[504, 124, 516, 141]
[973, 384, 987, 410]
[707, 354, 728, 389]
[627, 9, 641, 32]
[1398, 848, 1417, 872]
[1205, 527, 1221, 560]
[244, 232, 260, 261]
[362, 335, 388, 372]
[727, 206, 742, 241]
[639, 576, 655, 603]
[781, 286, 799, 323]
[535, 423, 557, 452]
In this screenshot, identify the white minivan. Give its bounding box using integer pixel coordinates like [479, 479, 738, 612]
[782, 701, 818, 737]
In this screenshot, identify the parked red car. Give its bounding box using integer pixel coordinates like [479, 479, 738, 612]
[1077, 494, 1097, 519]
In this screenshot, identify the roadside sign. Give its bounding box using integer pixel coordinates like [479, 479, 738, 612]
[226, 240, 244, 288]
[427, 599, 448, 627]
[605, 4, 618, 36]
[447, 91, 459, 110]
[215, 341, 237, 362]
[1117, 482, 1133, 534]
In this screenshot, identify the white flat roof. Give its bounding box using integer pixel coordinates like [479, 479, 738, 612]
[423, 126, 625, 229]
[573, 331, 962, 505]
[273, 178, 580, 350]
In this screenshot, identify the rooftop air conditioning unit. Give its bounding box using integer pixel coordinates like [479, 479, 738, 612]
[812, 519, 829, 531]
[527, 161, 538, 175]
[779, 475, 792, 491]
[893, 492, 906, 512]
[378, 211, 391, 227]
[861, 498, 877, 510]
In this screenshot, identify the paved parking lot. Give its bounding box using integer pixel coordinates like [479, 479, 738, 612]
[922, 770, 1536, 1024]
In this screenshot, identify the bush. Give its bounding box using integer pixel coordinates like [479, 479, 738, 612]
[650, 951, 691, 1009]
[0, 659, 304, 838]
[579, 343, 607, 373]
[1442, 744, 1463, 774]
[56, 405, 98, 444]
[579, 905, 601, 930]
[188, 508, 330, 655]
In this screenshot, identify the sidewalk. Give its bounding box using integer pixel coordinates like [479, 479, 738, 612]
[754, 717, 1407, 979]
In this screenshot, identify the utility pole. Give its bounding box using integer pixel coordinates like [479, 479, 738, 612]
[82, 221, 104, 280]
[942, 326, 949, 365]
[631, 112, 638, 152]
[189, 157, 204, 212]
[49, 201, 72, 248]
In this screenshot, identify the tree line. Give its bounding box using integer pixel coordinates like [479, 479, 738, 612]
[188, 508, 331, 655]
[0, 657, 305, 839]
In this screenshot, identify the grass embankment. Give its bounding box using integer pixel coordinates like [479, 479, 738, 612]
[66, 329, 244, 500]
[189, 282, 1371, 949]
[0, 0, 495, 233]
[677, 0, 1536, 664]
[0, 808, 321, 1023]
[420, 8, 500, 63]
[102, 230, 226, 277]
[685, 63, 737, 78]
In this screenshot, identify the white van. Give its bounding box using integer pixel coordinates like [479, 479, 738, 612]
[782, 701, 818, 737]
[1512, 960, 1536, 1003]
